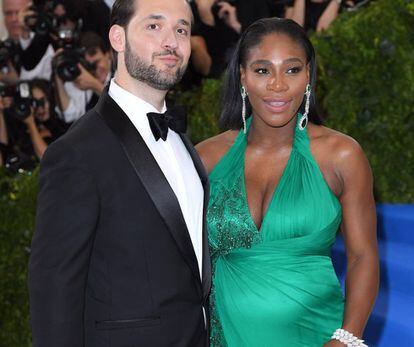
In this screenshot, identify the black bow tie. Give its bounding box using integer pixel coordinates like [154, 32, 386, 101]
[147, 105, 187, 141]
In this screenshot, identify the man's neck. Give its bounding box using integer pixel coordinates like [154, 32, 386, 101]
[114, 71, 167, 112]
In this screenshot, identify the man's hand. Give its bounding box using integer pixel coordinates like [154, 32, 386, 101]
[74, 64, 104, 95]
[217, 2, 241, 34]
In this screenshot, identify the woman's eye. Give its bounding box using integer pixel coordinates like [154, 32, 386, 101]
[287, 67, 302, 74]
[255, 68, 268, 74]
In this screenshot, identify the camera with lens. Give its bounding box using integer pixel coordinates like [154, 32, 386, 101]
[0, 82, 33, 121]
[24, 0, 56, 36]
[52, 22, 97, 82]
[0, 39, 19, 70]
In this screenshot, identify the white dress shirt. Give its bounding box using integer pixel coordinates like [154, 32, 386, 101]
[59, 73, 112, 123]
[59, 82, 94, 123]
[19, 33, 54, 81]
[108, 79, 204, 278]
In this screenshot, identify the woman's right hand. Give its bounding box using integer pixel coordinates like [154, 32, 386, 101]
[23, 113, 36, 127]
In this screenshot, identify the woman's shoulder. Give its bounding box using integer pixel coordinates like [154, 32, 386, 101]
[308, 123, 364, 158]
[195, 130, 239, 174]
[307, 123, 370, 177]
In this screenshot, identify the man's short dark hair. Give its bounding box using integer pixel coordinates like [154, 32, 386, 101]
[80, 31, 109, 56]
[110, 0, 137, 29]
[110, 0, 137, 68]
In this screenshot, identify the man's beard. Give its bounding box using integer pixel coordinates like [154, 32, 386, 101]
[124, 39, 187, 91]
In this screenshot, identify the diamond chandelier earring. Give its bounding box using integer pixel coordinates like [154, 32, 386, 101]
[299, 84, 311, 131]
[241, 86, 248, 134]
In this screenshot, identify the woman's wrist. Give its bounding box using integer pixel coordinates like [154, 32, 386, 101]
[331, 328, 367, 347]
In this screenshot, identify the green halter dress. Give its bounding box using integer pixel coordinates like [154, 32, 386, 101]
[207, 116, 345, 347]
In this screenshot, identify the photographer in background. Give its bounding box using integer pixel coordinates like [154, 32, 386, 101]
[188, 0, 295, 80]
[289, 0, 344, 32]
[22, 79, 67, 159]
[0, 83, 31, 170]
[1, 79, 67, 168]
[18, 0, 109, 75]
[1, 0, 55, 82]
[0, 0, 27, 85]
[188, 0, 240, 79]
[75, 31, 112, 96]
[54, 31, 112, 123]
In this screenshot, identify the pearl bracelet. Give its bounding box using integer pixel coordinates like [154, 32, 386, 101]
[331, 328, 368, 347]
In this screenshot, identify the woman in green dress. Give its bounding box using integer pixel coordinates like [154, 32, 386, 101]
[196, 18, 379, 347]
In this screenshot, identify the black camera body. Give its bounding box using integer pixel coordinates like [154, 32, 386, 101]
[24, 0, 56, 36]
[53, 49, 96, 82]
[52, 22, 97, 82]
[0, 39, 19, 70]
[52, 48, 84, 82]
[0, 82, 33, 121]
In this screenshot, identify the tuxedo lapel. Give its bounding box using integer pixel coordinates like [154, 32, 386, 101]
[180, 134, 212, 300]
[95, 90, 201, 288]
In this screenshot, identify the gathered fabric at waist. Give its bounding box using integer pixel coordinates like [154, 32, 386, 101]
[211, 236, 344, 347]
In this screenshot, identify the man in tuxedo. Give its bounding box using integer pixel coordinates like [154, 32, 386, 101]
[28, 0, 211, 346]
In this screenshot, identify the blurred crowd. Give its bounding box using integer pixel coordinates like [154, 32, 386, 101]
[0, 0, 369, 171]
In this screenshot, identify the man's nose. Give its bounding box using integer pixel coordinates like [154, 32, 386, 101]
[11, 11, 19, 22]
[161, 28, 179, 51]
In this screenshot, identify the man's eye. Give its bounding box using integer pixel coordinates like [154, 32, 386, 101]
[177, 28, 188, 35]
[147, 24, 160, 30]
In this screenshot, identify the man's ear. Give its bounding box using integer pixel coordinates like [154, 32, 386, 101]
[109, 24, 126, 53]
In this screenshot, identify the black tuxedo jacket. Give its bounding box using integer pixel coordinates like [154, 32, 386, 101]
[29, 89, 212, 347]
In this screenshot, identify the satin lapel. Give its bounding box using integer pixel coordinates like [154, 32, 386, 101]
[95, 90, 201, 287]
[179, 134, 212, 299]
